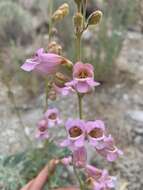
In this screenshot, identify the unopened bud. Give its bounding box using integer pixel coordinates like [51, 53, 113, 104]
[55, 72, 70, 88]
[61, 58, 73, 68]
[73, 12, 83, 28]
[87, 10, 103, 25]
[59, 3, 69, 17]
[52, 3, 69, 22]
[56, 72, 68, 82]
[52, 10, 63, 22]
[48, 41, 62, 55]
[48, 90, 57, 101]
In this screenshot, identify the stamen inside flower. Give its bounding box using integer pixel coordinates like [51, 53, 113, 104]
[107, 145, 116, 151]
[94, 171, 102, 180]
[69, 126, 82, 137]
[78, 70, 89, 78]
[39, 126, 47, 132]
[89, 128, 103, 138]
[48, 113, 57, 120]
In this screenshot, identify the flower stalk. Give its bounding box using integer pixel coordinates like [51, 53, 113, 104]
[74, 1, 85, 189]
[20, 1, 122, 190]
[78, 93, 83, 119]
[76, 33, 82, 61]
[73, 164, 84, 190]
[48, 0, 53, 42]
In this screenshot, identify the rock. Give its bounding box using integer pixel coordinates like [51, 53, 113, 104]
[117, 32, 143, 80]
[114, 148, 143, 190]
[127, 110, 143, 123]
[134, 136, 143, 145]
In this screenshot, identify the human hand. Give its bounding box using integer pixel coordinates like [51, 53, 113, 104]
[20, 159, 79, 190]
[20, 159, 59, 190]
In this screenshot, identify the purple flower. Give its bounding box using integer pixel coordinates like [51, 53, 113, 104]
[21, 48, 72, 75]
[66, 62, 99, 93]
[54, 84, 74, 96]
[61, 156, 72, 166]
[86, 120, 106, 150]
[73, 147, 87, 168]
[96, 135, 123, 162]
[60, 119, 86, 150]
[44, 108, 61, 127]
[86, 165, 116, 190]
[35, 119, 49, 140]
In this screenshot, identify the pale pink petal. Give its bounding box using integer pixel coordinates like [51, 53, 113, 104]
[21, 59, 39, 71]
[61, 156, 72, 165]
[74, 135, 85, 147]
[86, 78, 100, 87]
[76, 81, 91, 93]
[73, 147, 87, 167]
[60, 139, 70, 147]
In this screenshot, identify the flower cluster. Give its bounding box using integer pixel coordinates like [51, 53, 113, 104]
[65, 62, 100, 94]
[35, 108, 61, 139]
[86, 165, 117, 190]
[21, 48, 72, 76]
[21, 2, 123, 189]
[61, 119, 123, 162]
[21, 53, 123, 189]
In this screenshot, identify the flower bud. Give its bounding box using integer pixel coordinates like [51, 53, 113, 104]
[73, 12, 83, 29]
[55, 72, 69, 87]
[52, 3, 69, 22]
[52, 10, 63, 22]
[59, 3, 69, 17]
[87, 10, 103, 25]
[48, 90, 57, 101]
[61, 58, 73, 68]
[48, 41, 62, 55]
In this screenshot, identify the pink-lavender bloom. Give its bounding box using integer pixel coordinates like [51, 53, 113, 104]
[65, 62, 100, 93]
[61, 156, 72, 166]
[44, 108, 61, 127]
[54, 84, 74, 96]
[86, 120, 106, 150]
[86, 165, 116, 190]
[96, 135, 123, 162]
[35, 119, 49, 140]
[60, 119, 86, 150]
[73, 147, 87, 168]
[21, 48, 72, 75]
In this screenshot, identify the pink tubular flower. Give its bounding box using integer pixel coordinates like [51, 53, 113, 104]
[65, 62, 100, 93]
[86, 120, 106, 150]
[60, 119, 86, 150]
[86, 165, 116, 190]
[44, 108, 61, 127]
[73, 147, 87, 168]
[35, 119, 49, 140]
[21, 48, 72, 75]
[61, 156, 72, 166]
[96, 135, 123, 162]
[54, 84, 74, 96]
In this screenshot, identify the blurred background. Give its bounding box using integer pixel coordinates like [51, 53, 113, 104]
[0, 0, 143, 189]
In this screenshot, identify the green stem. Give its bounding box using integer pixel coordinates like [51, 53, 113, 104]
[45, 78, 52, 111]
[45, 0, 54, 111]
[48, 0, 53, 42]
[73, 164, 84, 190]
[78, 93, 83, 119]
[82, 0, 87, 28]
[73, 0, 90, 188]
[76, 33, 82, 61]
